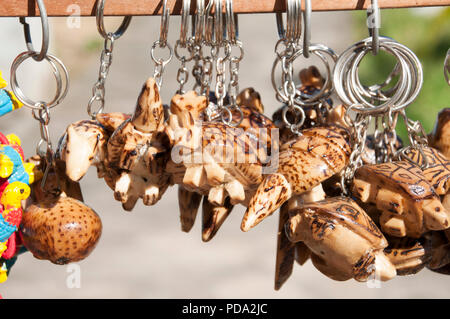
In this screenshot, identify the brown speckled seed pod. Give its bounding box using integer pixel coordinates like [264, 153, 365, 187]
[21, 194, 102, 265]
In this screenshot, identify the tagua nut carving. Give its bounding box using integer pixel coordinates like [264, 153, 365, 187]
[285, 196, 396, 282]
[175, 88, 276, 237]
[166, 90, 276, 212]
[241, 125, 351, 232]
[429, 108, 450, 159]
[351, 161, 450, 238]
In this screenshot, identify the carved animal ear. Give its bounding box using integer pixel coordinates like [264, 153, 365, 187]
[170, 91, 208, 127]
[236, 88, 264, 113]
[132, 77, 164, 133]
[97, 112, 131, 132]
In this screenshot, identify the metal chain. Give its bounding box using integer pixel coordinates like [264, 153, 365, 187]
[215, 56, 227, 108]
[340, 112, 371, 194]
[32, 102, 57, 188]
[191, 44, 203, 92]
[228, 56, 240, 106]
[395, 108, 430, 169]
[277, 42, 305, 135]
[87, 33, 114, 119]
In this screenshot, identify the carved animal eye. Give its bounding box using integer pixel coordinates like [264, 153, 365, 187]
[20, 189, 24, 194]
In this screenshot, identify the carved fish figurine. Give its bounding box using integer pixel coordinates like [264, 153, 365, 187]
[242, 125, 351, 232]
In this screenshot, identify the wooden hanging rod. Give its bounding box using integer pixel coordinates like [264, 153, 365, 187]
[2, 0, 450, 17]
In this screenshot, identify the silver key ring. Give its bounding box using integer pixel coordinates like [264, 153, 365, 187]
[10, 51, 69, 110]
[215, 0, 224, 46]
[159, 0, 170, 47]
[336, 40, 407, 115]
[19, 0, 49, 62]
[272, 43, 337, 105]
[225, 0, 238, 45]
[302, 0, 311, 58]
[179, 0, 191, 47]
[192, 0, 205, 45]
[334, 36, 422, 115]
[277, 0, 302, 43]
[367, 0, 380, 56]
[96, 0, 132, 40]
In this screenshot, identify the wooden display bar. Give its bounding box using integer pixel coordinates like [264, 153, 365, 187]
[2, 0, 450, 17]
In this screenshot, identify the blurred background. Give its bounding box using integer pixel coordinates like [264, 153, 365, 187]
[0, 6, 449, 298]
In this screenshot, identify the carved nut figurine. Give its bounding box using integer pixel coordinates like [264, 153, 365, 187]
[106, 78, 171, 211]
[352, 161, 450, 238]
[242, 125, 351, 231]
[21, 167, 102, 265]
[285, 196, 396, 282]
[429, 108, 450, 159]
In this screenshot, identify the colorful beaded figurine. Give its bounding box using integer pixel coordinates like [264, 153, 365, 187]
[0, 71, 39, 283]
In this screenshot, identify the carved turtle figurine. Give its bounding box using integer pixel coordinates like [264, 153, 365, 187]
[404, 146, 450, 196]
[351, 161, 450, 238]
[383, 236, 431, 276]
[241, 125, 351, 232]
[274, 184, 324, 290]
[424, 229, 450, 273]
[429, 108, 450, 159]
[285, 196, 396, 282]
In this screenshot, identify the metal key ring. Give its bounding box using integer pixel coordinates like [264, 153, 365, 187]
[347, 38, 422, 113]
[345, 40, 410, 113]
[96, 0, 132, 40]
[10, 51, 69, 110]
[368, 0, 380, 56]
[282, 104, 305, 133]
[215, 0, 224, 46]
[159, 0, 170, 47]
[340, 43, 408, 115]
[271, 44, 337, 105]
[277, 0, 302, 43]
[179, 0, 190, 47]
[19, 0, 49, 62]
[333, 37, 417, 115]
[225, 0, 238, 45]
[302, 0, 311, 58]
[192, 0, 205, 45]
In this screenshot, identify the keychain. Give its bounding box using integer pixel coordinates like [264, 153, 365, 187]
[9, 0, 102, 268]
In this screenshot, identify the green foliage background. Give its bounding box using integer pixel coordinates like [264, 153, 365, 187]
[353, 8, 450, 142]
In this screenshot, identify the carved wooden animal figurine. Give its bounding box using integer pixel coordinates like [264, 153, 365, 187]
[242, 125, 351, 232]
[285, 196, 396, 282]
[425, 229, 450, 273]
[352, 161, 450, 238]
[106, 78, 171, 210]
[405, 146, 450, 196]
[383, 237, 430, 276]
[177, 88, 276, 241]
[58, 112, 130, 183]
[274, 184, 324, 290]
[165, 90, 276, 221]
[429, 108, 450, 159]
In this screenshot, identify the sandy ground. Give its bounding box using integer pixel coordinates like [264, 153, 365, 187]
[0, 12, 449, 299]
